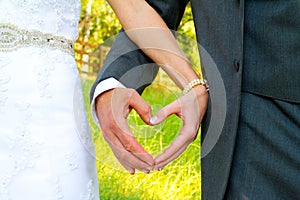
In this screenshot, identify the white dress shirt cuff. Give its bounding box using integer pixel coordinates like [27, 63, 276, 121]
[90, 78, 126, 127]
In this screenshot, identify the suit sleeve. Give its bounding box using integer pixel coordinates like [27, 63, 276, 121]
[90, 0, 189, 103]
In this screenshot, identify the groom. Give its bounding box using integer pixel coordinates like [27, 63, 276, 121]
[91, 0, 300, 199]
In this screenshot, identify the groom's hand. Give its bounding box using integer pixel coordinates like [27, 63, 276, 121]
[95, 88, 154, 174]
[151, 86, 208, 170]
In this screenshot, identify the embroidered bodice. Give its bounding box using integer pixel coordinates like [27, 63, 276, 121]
[0, 0, 81, 41]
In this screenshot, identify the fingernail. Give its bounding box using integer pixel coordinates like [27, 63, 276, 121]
[147, 167, 152, 171]
[150, 116, 158, 124]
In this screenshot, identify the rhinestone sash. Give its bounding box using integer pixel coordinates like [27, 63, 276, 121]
[0, 23, 74, 56]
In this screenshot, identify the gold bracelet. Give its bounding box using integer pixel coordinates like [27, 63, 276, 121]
[182, 78, 209, 95]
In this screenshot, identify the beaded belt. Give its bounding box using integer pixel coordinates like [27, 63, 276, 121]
[0, 23, 74, 56]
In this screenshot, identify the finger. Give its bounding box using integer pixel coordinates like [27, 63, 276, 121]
[154, 125, 198, 168]
[115, 156, 136, 175]
[119, 149, 152, 174]
[113, 115, 155, 166]
[155, 134, 188, 163]
[102, 128, 152, 174]
[108, 141, 150, 174]
[150, 99, 181, 125]
[153, 143, 188, 170]
[102, 131, 136, 174]
[109, 143, 151, 174]
[129, 90, 152, 124]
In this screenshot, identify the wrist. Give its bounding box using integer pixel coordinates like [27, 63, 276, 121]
[193, 84, 209, 97]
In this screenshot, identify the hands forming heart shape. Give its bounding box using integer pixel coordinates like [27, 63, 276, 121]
[95, 87, 208, 174]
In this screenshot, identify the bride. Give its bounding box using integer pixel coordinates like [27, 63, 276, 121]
[0, 1, 99, 199]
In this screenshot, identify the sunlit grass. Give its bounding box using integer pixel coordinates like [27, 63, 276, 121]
[81, 70, 201, 200]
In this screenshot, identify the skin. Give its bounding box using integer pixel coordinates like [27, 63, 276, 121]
[96, 0, 208, 174]
[95, 88, 154, 174]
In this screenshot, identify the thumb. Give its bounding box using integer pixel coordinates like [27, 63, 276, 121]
[150, 100, 181, 125]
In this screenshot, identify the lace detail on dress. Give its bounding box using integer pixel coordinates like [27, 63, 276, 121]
[8, 102, 43, 170]
[33, 49, 56, 98]
[52, 0, 81, 39]
[48, 177, 64, 200]
[0, 101, 43, 200]
[65, 152, 79, 171]
[80, 180, 97, 200]
[0, 174, 10, 200]
[0, 56, 11, 113]
[0, 0, 81, 41]
[0, 176, 10, 200]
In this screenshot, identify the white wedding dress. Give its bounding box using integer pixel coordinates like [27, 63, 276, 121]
[0, 1, 99, 200]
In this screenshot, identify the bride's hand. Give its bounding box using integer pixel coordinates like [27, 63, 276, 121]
[151, 85, 208, 170]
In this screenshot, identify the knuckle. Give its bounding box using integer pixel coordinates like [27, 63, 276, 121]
[128, 89, 138, 103]
[141, 104, 151, 115]
[145, 104, 151, 113]
[189, 132, 198, 143]
[127, 88, 136, 96]
[183, 129, 198, 143]
[118, 151, 127, 160]
[107, 120, 117, 130]
[123, 141, 133, 152]
[106, 119, 121, 132]
[187, 137, 195, 143]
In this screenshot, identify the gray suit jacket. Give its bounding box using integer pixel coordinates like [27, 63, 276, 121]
[91, 1, 300, 199]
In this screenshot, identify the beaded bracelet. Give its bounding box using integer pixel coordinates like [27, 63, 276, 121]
[0, 23, 74, 56]
[182, 78, 209, 95]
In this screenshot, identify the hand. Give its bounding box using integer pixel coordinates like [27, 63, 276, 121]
[151, 85, 208, 170]
[95, 88, 155, 174]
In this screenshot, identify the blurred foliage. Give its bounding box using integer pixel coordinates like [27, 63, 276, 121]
[79, 0, 196, 44]
[79, 0, 121, 44]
